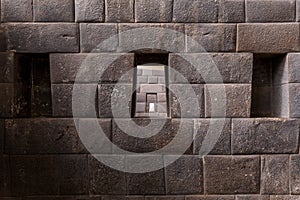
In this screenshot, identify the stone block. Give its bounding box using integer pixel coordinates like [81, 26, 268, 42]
[140, 84, 165, 93]
[173, 0, 218, 22]
[145, 196, 185, 200]
[0, 53, 15, 83]
[102, 197, 144, 200]
[170, 84, 204, 118]
[246, 0, 295, 22]
[237, 23, 300, 53]
[80, 23, 118, 52]
[205, 84, 251, 118]
[88, 155, 126, 194]
[261, 155, 289, 194]
[10, 155, 88, 195]
[33, 0, 74, 22]
[290, 155, 300, 194]
[218, 0, 245, 22]
[236, 196, 269, 200]
[164, 155, 203, 194]
[0, 120, 3, 155]
[232, 118, 299, 154]
[135, 0, 172, 22]
[50, 53, 134, 83]
[297, 0, 300, 21]
[271, 196, 300, 200]
[52, 84, 98, 117]
[2, 23, 79, 53]
[186, 196, 235, 200]
[75, 0, 104, 22]
[1, 0, 32, 22]
[169, 53, 253, 84]
[105, 0, 134, 22]
[98, 84, 132, 118]
[186, 24, 236, 52]
[0, 156, 10, 196]
[194, 119, 231, 155]
[204, 156, 260, 194]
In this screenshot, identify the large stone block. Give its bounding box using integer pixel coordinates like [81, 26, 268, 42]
[75, 0, 104, 22]
[33, 0, 74, 22]
[80, 23, 118, 52]
[271, 196, 300, 200]
[170, 84, 204, 118]
[232, 118, 299, 154]
[204, 156, 260, 194]
[186, 196, 235, 200]
[10, 155, 88, 195]
[297, 0, 300, 21]
[290, 155, 300, 194]
[261, 155, 289, 194]
[173, 0, 218, 22]
[2, 23, 79, 53]
[89, 155, 126, 194]
[105, 0, 134, 22]
[0, 156, 10, 196]
[237, 23, 300, 53]
[194, 119, 231, 155]
[246, 0, 295, 22]
[1, 0, 32, 22]
[50, 53, 134, 84]
[102, 197, 144, 200]
[0, 53, 15, 83]
[205, 84, 251, 118]
[164, 156, 203, 194]
[236, 196, 269, 200]
[186, 24, 236, 52]
[135, 0, 172, 22]
[218, 0, 245, 22]
[169, 53, 253, 84]
[145, 197, 185, 200]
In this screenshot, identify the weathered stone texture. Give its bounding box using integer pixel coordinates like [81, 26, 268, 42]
[204, 156, 260, 194]
[105, 0, 134, 22]
[186, 196, 235, 200]
[297, 0, 300, 21]
[237, 23, 300, 53]
[246, 0, 296, 22]
[1, 0, 33, 22]
[218, 0, 245, 22]
[232, 118, 299, 154]
[271, 196, 300, 200]
[0, 156, 10, 196]
[135, 0, 173, 22]
[273, 54, 300, 84]
[145, 197, 185, 200]
[75, 0, 104, 22]
[33, 0, 74, 22]
[291, 155, 300, 194]
[173, 0, 218, 22]
[261, 155, 289, 194]
[236, 196, 269, 200]
[0, 120, 3, 155]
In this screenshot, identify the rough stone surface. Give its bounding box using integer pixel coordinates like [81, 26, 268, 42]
[1, 0, 33, 22]
[204, 156, 260, 194]
[165, 156, 203, 194]
[237, 23, 300, 53]
[75, 0, 104, 22]
[2, 23, 79, 53]
[169, 53, 253, 84]
[205, 84, 252, 118]
[186, 196, 235, 200]
[170, 84, 204, 118]
[0, 156, 10, 196]
[105, 0, 134, 22]
[0, 120, 3, 155]
[33, 0, 74, 22]
[135, 0, 173, 22]
[102, 197, 144, 200]
[186, 24, 236, 52]
[80, 23, 118, 52]
[297, 0, 300, 21]
[218, 0, 245, 22]
[261, 155, 289, 194]
[173, 0, 218, 22]
[290, 155, 300, 194]
[236, 196, 270, 200]
[271, 196, 300, 200]
[246, 0, 296, 22]
[0, 53, 15, 83]
[194, 119, 231, 155]
[145, 196, 185, 200]
[232, 118, 299, 154]
[273, 54, 300, 84]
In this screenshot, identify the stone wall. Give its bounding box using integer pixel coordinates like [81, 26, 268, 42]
[1, 0, 300, 199]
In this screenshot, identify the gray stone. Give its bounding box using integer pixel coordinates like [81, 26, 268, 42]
[1, 0, 32, 22]
[75, 0, 104, 22]
[33, 0, 74, 22]
[194, 119, 231, 155]
[135, 0, 172, 22]
[173, 0, 218, 22]
[186, 196, 235, 200]
[261, 155, 289, 195]
[2, 23, 79, 53]
[271, 196, 300, 200]
[218, 0, 245, 22]
[105, 0, 134, 22]
[237, 23, 300, 53]
[169, 53, 253, 84]
[103, 197, 144, 200]
[165, 155, 203, 194]
[88, 155, 126, 194]
[246, 0, 295, 22]
[236, 196, 270, 200]
[145, 196, 185, 200]
[204, 156, 260, 194]
[170, 84, 204, 118]
[297, 0, 300, 21]
[232, 118, 299, 154]
[50, 53, 134, 83]
[186, 24, 236, 52]
[205, 84, 252, 118]
[290, 155, 300, 194]
[80, 23, 118, 52]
